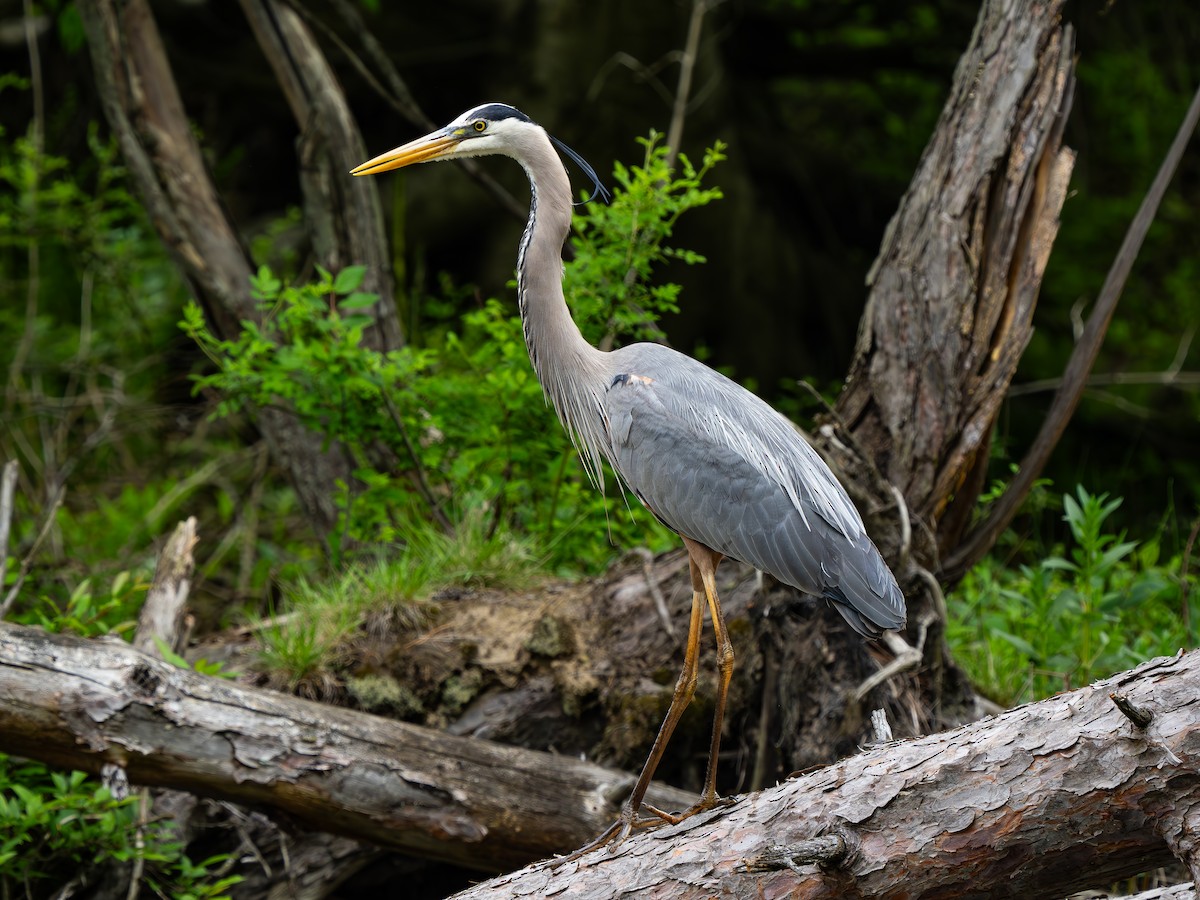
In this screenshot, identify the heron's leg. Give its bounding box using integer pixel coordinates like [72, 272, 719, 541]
[621, 559, 706, 819]
[643, 537, 734, 825]
[698, 552, 734, 806]
[562, 562, 707, 857]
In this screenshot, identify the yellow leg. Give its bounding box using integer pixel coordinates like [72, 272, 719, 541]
[698, 553, 734, 806]
[567, 568, 706, 853]
[564, 537, 731, 859]
[644, 536, 734, 823]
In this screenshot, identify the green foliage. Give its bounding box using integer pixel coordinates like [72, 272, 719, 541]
[948, 486, 1193, 705]
[153, 637, 235, 679]
[0, 755, 240, 899]
[20, 570, 145, 638]
[0, 762, 135, 886]
[0, 83, 205, 620]
[568, 135, 725, 346]
[183, 135, 724, 574]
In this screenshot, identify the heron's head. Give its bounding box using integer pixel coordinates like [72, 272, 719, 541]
[352, 102, 610, 202]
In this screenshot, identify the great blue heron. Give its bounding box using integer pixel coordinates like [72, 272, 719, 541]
[352, 102, 906, 845]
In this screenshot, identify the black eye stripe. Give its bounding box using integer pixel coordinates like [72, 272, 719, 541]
[467, 103, 532, 124]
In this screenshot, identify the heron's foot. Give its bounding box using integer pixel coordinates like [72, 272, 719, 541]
[643, 792, 736, 826]
[550, 803, 673, 867]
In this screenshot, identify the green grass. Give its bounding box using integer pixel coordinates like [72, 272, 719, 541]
[254, 515, 542, 687]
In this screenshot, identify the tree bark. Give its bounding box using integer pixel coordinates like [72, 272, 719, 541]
[0, 620, 695, 873]
[237, 0, 402, 352]
[4, 620, 1197, 897]
[74, 0, 364, 536]
[780, 0, 1080, 749]
[829, 0, 1076, 567]
[454, 650, 1200, 899]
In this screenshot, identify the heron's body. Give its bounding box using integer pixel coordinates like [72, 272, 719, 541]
[353, 102, 906, 847]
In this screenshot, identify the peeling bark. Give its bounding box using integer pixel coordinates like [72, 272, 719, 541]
[3, 620, 1197, 896]
[0, 620, 694, 873]
[830, 0, 1076, 565]
[455, 651, 1200, 899]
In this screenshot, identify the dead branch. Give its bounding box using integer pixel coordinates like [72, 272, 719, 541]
[453, 650, 1200, 899]
[3, 613, 1197, 896]
[0, 620, 695, 873]
[132, 518, 198, 658]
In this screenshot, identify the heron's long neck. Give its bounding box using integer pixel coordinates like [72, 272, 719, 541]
[516, 134, 609, 481]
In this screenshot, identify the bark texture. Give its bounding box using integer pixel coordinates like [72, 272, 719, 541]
[4, 618, 1198, 896]
[0, 620, 694, 873]
[455, 651, 1200, 899]
[830, 0, 1076, 565]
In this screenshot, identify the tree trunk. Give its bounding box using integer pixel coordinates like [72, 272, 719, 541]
[237, 0, 402, 352]
[784, 0, 1079, 747]
[74, 0, 399, 537]
[3, 619, 1197, 897]
[829, 0, 1076, 566]
[455, 650, 1200, 899]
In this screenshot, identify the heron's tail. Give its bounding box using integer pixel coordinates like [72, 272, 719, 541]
[822, 535, 907, 638]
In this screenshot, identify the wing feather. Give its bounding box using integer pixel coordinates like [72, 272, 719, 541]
[601, 352, 905, 635]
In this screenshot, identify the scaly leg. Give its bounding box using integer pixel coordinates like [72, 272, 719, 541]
[644, 536, 734, 823]
[565, 559, 707, 855]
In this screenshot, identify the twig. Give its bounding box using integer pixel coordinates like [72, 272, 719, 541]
[736, 835, 850, 874]
[0, 461, 18, 589]
[6, 0, 45, 413]
[284, 0, 525, 222]
[870, 708, 894, 743]
[588, 51, 680, 107]
[1180, 514, 1200, 642]
[380, 392, 453, 533]
[944, 78, 1200, 580]
[749, 639, 778, 792]
[0, 484, 63, 620]
[890, 484, 912, 575]
[665, 0, 712, 167]
[851, 628, 924, 704]
[1110, 691, 1153, 729]
[1007, 369, 1200, 397]
[631, 546, 677, 642]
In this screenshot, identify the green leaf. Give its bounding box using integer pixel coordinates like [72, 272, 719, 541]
[333, 265, 366, 295]
[338, 291, 378, 310]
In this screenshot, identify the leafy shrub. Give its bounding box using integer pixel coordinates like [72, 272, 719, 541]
[948, 485, 1193, 705]
[0, 756, 240, 899]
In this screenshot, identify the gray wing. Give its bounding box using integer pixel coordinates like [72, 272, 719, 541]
[601, 357, 905, 636]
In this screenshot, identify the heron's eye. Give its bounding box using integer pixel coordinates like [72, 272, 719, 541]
[473, 120, 487, 133]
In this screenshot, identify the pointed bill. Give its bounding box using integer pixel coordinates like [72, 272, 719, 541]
[351, 130, 460, 176]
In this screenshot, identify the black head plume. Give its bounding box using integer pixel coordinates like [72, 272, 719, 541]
[549, 134, 612, 206]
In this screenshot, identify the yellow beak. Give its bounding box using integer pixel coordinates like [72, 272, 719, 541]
[350, 131, 461, 176]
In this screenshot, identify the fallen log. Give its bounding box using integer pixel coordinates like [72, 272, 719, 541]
[453, 650, 1200, 899]
[0, 620, 694, 873]
[3, 621, 1198, 897]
